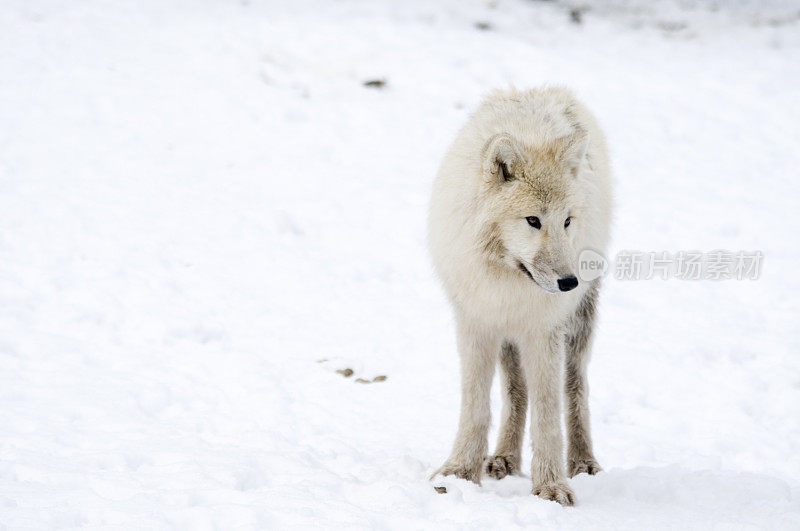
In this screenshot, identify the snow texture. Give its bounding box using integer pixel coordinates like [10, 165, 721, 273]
[1, 0, 799, 528]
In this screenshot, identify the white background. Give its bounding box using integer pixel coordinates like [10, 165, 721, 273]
[1, 0, 799, 528]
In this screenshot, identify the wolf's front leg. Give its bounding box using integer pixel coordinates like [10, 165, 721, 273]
[521, 330, 574, 506]
[565, 282, 602, 477]
[434, 318, 498, 485]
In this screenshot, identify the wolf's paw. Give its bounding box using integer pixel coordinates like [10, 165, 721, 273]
[567, 457, 602, 478]
[432, 460, 482, 485]
[533, 482, 575, 506]
[484, 455, 519, 480]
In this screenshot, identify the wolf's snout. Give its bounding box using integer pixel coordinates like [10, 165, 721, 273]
[557, 276, 579, 292]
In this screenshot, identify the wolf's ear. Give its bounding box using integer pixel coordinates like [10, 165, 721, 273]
[482, 134, 524, 183]
[557, 131, 589, 177]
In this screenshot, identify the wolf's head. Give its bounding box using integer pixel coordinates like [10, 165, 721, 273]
[477, 132, 590, 293]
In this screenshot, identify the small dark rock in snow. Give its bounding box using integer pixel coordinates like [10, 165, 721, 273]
[372, 375, 387, 382]
[658, 20, 688, 32]
[363, 79, 387, 89]
[434, 486, 447, 494]
[355, 378, 371, 384]
[570, 9, 583, 25]
[336, 368, 354, 377]
[474, 21, 491, 31]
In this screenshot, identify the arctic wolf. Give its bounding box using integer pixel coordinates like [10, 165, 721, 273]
[428, 87, 612, 506]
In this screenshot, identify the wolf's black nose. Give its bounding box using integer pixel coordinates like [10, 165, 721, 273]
[557, 276, 579, 292]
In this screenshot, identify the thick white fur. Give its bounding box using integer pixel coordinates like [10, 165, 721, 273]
[428, 86, 612, 505]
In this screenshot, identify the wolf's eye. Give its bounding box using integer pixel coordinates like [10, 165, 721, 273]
[564, 217, 571, 228]
[526, 216, 541, 229]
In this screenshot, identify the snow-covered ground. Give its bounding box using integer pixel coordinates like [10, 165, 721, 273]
[2, 0, 800, 528]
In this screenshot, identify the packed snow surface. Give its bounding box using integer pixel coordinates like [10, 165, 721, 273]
[1, 0, 799, 528]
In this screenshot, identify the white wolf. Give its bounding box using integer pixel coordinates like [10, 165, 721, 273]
[427, 87, 612, 506]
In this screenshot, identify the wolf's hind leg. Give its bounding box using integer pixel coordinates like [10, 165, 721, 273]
[565, 282, 602, 477]
[433, 318, 498, 484]
[485, 341, 527, 479]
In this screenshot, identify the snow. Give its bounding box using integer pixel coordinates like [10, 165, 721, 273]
[1, 0, 799, 528]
